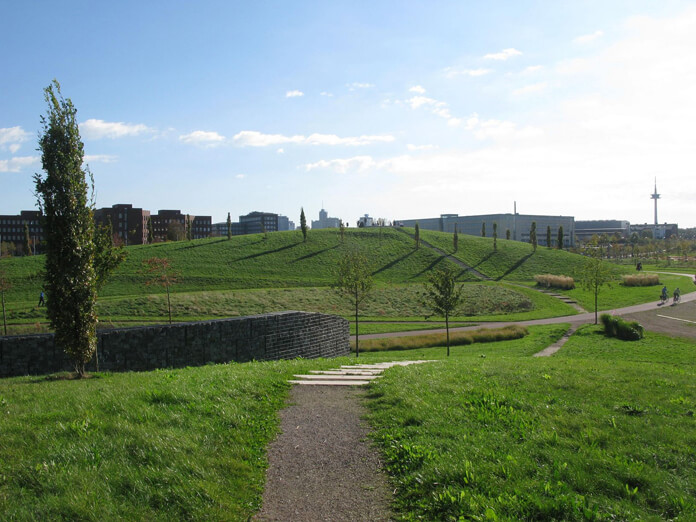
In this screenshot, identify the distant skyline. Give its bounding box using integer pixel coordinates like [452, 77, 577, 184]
[2, 1, 695, 227]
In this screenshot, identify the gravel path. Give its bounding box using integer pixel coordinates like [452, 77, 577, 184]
[255, 386, 392, 521]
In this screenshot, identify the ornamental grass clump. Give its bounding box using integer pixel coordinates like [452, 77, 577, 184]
[600, 314, 644, 341]
[354, 325, 528, 352]
[534, 274, 575, 290]
[622, 273, 660, 287]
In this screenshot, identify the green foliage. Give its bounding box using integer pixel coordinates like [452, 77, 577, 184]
[580, 251, 614, 324]
[600, 314, 644, 340]
[414, 222, 420, 249]
[34, 80, 97, 377]
[453, 224, 458, 252]
[300, 207, 307, 242]
[0, 262, 10, 335]
[226, 212, 232, 240]
[146, 216, 154, 244]
[423, 266, 465, 355]
[530, 221, 537, 251]
[546, 225, 552, 249]
[493, 222, 498, 251]
[339, 220, 345, 243]
[481, 221, 486, 238]
[557, 225, 564, 249]
[334, 246, 374, 356]
[23, 222, 31, 256]
[506, 228, 511, 240]
[93, 219, 126, 292]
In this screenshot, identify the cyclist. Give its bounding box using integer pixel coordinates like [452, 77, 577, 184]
[661, 286, 668, 304]
[673, 287, 681, 304]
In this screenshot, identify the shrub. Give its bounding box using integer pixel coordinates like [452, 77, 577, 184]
[600, 314, 644, 341]
[622, 274, 660, 287]
[534, 274, 575, 290]
[353, 325, 528, 352]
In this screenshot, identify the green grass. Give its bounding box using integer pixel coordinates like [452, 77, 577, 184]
[562, 273, 694, 312]
[418, 228, 609, 281]
[363, 326, 696, 520]
[0, 357, 344, 520]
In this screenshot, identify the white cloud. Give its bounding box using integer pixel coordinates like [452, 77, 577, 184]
[80, 119, 151, 139]
[320, 92, 334, 97]
[443, 67, 492, 78]
[406, 95, 460, 126]
[0, 155, 39, 173]
[409, 85, 426, 94]
[277, 148, 285, 154]
[522, 65, 544, 74]
[233, 130, 394, 147]
[407, 144, 438, 151]
[235, 174, 246, 179]
[84, 154, 117, 163]
[483, 48, 522, 60]
[286, 90, 304, 98]
[0, 126, 30, 153]
[305, 155, 377, 173]
[512, 82, 548, 96]
[574, 30, 604, 44]
[179, 130, 227, 147]
[347, 82, 375, 90]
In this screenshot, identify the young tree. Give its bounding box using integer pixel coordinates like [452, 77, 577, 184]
[226, 212, 232, 240]
[94, 218, 126, 292]
[530, 222, 537, 251]
[300, 207, 308, 242]
[142, 257, 180, 325]
[147, 216, 154, 244]
[24, 222, 32, 256]
[186, 215, 193, 241]
[580, 250, 614, 325]
[339, 220, 345, 243]
[414, 222, 420, 249]
[453, 223, 459, 252]
[557, 226, 564, 249]
[481, 222, 486, 237]
[167, 221, 184, 241]
[334, 247, 374, 357]
[34, 80, 97, 377]
[493, 222, 498, 251]
[423, 266, 464, 357]
[546, 225, 552, 249]
[0, 262, 10, 335]
[506, 229, 511, 240]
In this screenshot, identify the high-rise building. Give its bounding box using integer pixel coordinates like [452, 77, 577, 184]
[311, 208, 341, 229]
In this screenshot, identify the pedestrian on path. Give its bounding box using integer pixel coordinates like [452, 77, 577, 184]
[38, 291, 45, 307]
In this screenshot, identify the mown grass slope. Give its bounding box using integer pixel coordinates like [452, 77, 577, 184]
[364, 326, 696, 520]
[417, 228, 624, 280]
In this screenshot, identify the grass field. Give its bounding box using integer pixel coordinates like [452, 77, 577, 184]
[363, 326, 696, 520]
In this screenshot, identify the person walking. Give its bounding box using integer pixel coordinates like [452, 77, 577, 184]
[38, 291, 45, 307]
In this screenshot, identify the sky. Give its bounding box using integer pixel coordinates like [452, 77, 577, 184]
[1, 0, 695, 227]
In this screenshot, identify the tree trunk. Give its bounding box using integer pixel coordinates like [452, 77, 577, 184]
[1, 290, 7, 336]
[594, 288, 598, 325]
[355, 298, 359, 358]
[166, 284, 172, 325]
[445, 312, 450, 357]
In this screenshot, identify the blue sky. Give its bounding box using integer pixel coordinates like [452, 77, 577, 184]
[2, 0, 695, 227]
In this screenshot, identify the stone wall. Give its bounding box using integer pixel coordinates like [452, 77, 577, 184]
[0, 311, 350, 378]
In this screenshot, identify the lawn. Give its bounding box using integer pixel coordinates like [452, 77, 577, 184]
[0, 357, 342, 520]
[363, 326, 696, 520]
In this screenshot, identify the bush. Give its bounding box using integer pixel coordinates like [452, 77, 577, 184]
[622, 274, 660, 287]
[600, 314, 644, 341]
[534, 274, 575, 290]
[353, 325, 528, 352]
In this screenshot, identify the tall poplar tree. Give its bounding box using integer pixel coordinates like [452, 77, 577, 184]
[300, 207, 308, 242]
[23, 222, 32, 256]
[530, 222, 537, 251]
[481, 222, 486, 237]
[546, 225, 552, 249]
[493, 222, 498, 251]
[226, 212, 232, 239]
[557, 226, 564, 249]
[414, 222, 420, 249]
[34, 80, 97, 377]
[453, 223, 458, 252]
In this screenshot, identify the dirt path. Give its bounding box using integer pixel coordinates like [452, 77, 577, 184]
[255, 386, 392, 521]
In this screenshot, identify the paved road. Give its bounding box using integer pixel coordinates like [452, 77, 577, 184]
[356, 281, 696, 341]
